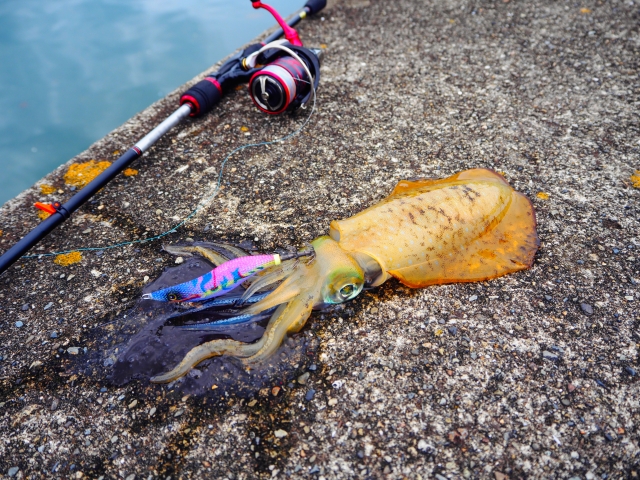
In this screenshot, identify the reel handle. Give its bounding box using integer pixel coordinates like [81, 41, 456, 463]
[303, 0, 327, 15]
[252, 1, 303, 46]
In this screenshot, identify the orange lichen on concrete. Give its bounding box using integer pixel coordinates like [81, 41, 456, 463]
[123, 168, 138, 177]
[64, 160, 111, 188]
[54, 251, 82, 266]
[536, 192, 550, 200]
[631, 170, 640, 189]
[580, 8, 592, 13]
[37, 210, 51, 220]
[40, 184, 57, 195]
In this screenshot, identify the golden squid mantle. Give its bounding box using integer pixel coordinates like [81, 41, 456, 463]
[150, 168, 539, 383]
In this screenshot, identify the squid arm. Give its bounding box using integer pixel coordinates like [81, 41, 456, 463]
[240, 259, 298, 302]
[150, 296, 314, 383]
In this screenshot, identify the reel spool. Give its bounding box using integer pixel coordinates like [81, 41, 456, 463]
[249, 46, 321, 114]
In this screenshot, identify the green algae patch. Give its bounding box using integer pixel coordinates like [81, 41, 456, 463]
[64, 160, 111, 188]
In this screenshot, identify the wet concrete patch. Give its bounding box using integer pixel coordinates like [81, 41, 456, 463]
[64, 254, 319, 400]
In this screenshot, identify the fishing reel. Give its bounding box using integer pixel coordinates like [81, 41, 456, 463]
[179, 0, 324, 117]
[247, 43, 322, 114]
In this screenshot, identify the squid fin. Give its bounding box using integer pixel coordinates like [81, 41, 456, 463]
[390, 169, 508, 196]
[388, 190, 539, 287]
[455, 168, 509, 184]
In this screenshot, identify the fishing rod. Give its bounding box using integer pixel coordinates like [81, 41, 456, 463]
[0, 0, 326, 276]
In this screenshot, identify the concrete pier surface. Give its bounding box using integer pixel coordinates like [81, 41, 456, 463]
[1, 0, 638, 478]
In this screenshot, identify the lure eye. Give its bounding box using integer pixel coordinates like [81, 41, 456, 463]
[167, 292, 181, 302]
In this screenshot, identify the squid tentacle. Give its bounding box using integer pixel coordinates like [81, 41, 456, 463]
[162, 244, 234, 266]
[164, 292, 271, 321]
[243, 296, 314, 363]
[176, 308, 275, 330]
[240, 259, 298, 302]
[203, 242, 251, 260]
[150, 297, 313, 383]
[239, 273, 302, 316]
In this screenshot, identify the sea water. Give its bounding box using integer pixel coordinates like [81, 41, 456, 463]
[0, 0, 302, 205]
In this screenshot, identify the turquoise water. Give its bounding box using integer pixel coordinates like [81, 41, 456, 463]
[0, 0, 301, 205]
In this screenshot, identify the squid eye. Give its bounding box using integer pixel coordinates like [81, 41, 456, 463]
[339, 284, 356, 300]
[167, 292, 180, 302]
[322, 273, 364, 305]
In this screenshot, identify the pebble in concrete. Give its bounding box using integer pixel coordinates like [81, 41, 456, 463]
[580, 303, 594, 315]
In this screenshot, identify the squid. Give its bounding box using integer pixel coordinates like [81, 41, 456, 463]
[149, 168, 539, 383]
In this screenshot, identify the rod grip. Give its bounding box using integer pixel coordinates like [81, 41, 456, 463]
[180, 78, 223, 117]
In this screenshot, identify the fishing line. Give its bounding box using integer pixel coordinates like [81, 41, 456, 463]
[25, 52, 316, 260]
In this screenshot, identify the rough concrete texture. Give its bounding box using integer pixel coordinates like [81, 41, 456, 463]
[1, 0, 639, 478]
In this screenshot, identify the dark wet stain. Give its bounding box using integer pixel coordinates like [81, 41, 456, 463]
[70, 255, 318, 399]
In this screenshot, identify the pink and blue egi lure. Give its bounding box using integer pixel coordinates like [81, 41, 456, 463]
[142, 254, 282, 303]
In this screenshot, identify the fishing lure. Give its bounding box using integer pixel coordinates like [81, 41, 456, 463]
[149, 169, 539, 383]
[143, 249, 311, 302]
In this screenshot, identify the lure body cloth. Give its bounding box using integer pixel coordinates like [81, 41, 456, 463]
[143, 254, 281, 302]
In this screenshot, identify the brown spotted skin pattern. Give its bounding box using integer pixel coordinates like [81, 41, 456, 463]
[330, 169, 539, 288]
